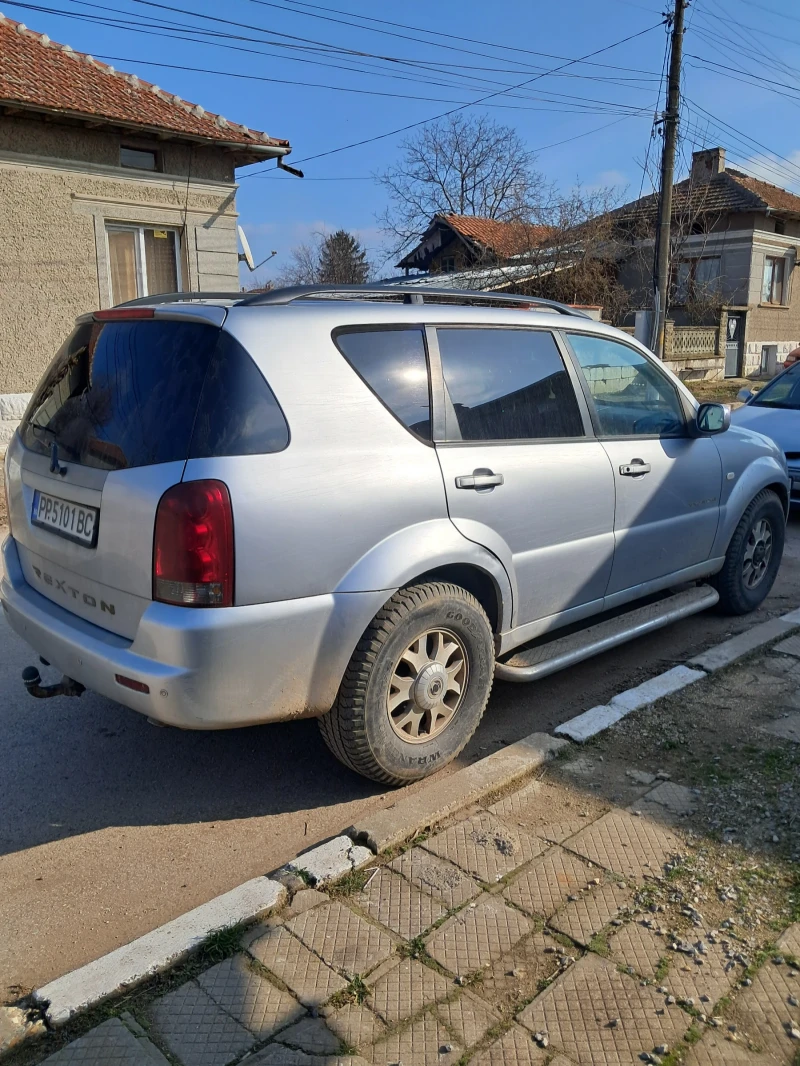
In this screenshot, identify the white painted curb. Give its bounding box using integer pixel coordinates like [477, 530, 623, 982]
[34, 877, 286, 1026]
[555, 607, 800, 744]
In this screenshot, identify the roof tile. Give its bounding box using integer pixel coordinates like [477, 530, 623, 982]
[0, 14, 290, 152]
[440, 213, 553, 257]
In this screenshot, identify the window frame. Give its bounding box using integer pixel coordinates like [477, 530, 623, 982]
[440, 256, 457, 273]
[426, 324, 595, 447]
[762, 254, 787, 306]
[559, 329, 690, 441]
[105, 223, 183, 304]
[119, 145, 160, 171]
[331, 324, 435, 446]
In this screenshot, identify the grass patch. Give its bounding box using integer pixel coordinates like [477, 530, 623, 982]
[397, 935, 427, 961]
[328, 868, 371, 898]
[327, 974, 370, 1010]
[194, 924, 247, 967]
[655, 956, 670, 982]
[685, 1023, 703, 1044]
[588, 933, 610, 958]
[293, 867, 314, 886]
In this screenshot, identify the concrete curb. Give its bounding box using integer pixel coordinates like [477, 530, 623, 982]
[19, 730, 566, 1036]
[32, 877, 287, 1027]
[347, 732, 569, 853]
[555, 606, 800, 744]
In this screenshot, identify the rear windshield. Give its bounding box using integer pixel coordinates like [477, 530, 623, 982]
[20, 319, 288, 470]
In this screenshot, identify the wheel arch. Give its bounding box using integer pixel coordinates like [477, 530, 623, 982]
[712, 458, 790, 558]
[409, 563, 502, 634]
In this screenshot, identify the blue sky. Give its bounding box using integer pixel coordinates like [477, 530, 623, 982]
[7, 0, 800, 282]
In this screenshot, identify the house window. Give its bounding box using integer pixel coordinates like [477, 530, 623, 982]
[440, 256, 456, 273]
[675, 257, 721, 303]
[120, 146, 158, 171]
[106, 225, 181, 304]
[762, 255, 786, 305]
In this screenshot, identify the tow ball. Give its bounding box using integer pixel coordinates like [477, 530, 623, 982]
[22, 666, 85, 699]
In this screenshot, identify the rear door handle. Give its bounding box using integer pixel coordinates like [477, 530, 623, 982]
[619, 461, 651, 477]
[455, 469, 504, 491]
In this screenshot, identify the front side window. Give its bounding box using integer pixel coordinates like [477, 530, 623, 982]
[335, 329, 431, 440]
[567, 333, 685, 437]
[437, 328, 584, 442]
[763, 255, 786, 304]
[106, 225, 180, 304]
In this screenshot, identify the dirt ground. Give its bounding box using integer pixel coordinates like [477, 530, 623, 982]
[685, 377, 756, 405]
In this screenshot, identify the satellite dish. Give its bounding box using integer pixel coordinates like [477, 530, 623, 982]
[237, 225, 255, 271]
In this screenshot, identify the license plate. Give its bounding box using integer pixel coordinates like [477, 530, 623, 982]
[31, 490, 99, 547]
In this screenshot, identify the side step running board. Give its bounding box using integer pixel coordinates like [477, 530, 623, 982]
[494, 585, 719, 683]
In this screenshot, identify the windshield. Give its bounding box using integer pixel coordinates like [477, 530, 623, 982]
[751, 364, 800, 410]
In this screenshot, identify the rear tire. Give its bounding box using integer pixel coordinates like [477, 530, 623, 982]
[710, 489, 785, 615]
[318, 582, 495, 785]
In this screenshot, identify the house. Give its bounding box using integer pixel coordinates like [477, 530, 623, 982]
[397, 213, 552, 276]
[0, 15, 292, 449]
[613, 148, 800, 379]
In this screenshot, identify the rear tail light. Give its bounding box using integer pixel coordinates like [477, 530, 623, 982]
[153, 480, 234, 607]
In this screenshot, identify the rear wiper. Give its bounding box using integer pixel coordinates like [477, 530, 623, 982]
[30, 422, 56, 440]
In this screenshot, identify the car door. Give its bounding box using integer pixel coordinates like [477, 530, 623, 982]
[563, 330, 723, 598]
[431, 325, 616, 629]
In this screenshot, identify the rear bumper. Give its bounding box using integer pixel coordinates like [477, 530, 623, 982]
[1, 535, 387, 728]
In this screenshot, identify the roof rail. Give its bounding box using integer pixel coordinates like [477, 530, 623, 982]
[114, 292, 242, 307]
[237, 283, 589, 316]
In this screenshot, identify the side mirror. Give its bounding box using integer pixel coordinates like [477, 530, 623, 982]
[736, 388, 753, 403]
[695, 402, 731, 436]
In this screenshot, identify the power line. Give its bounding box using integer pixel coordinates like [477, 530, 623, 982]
[252, 112, 648, 177]
[87, 50, 653, 113]
[270, 0, 664, 76]
[6, 0, 659, 114]
[240, 20, 664, 176]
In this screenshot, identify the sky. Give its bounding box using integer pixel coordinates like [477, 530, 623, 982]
[7, 0, 800, 284]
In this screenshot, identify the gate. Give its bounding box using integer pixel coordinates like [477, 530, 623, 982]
[724, 313, 745, 377]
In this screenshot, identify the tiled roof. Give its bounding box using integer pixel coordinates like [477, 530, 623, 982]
[0, 13, 290, 155]
[616, 169, 800, 221]
[440, 213, 553, 257]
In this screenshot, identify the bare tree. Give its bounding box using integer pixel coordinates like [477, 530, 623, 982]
[275, 240, 322, 286]
[377, 113, 546, 255]
[276, 230, 371, 287]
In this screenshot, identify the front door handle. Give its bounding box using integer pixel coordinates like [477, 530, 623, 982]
[455, 469, 504, 491]
[619, 460, 651, 477]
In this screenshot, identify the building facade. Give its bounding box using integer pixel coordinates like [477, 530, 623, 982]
[0, 15, 291, 449]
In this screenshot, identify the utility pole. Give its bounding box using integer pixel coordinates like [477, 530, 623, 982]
[652, 0, 687, 358]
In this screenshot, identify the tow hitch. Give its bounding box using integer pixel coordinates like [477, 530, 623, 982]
[22, 666, 85, 699]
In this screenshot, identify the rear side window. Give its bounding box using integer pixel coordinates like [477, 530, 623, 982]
[20, 320, 288, 470]
[437, 328, 584, 441]
[189, 332, 288, 457]
[335, 329, 431, 441]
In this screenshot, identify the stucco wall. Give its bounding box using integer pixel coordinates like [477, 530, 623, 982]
[0, 118, 242, 398]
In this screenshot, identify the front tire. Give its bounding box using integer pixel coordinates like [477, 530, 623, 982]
[319, 582, 495, 785]
[711, 489, 785, 615]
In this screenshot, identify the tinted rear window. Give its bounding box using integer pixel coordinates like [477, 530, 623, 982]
[335, 328, 431, 441]
[20, 320, 288, 470]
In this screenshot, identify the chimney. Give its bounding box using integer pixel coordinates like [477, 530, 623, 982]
[691, 147, 726, 182]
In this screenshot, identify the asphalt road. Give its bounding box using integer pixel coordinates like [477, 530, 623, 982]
[3, 515, 800, 1002]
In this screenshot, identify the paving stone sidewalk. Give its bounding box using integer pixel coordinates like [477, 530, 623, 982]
[33, 769, 800, 1066]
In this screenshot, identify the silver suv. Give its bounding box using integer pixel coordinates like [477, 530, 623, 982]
[1, 286, 789, 784]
